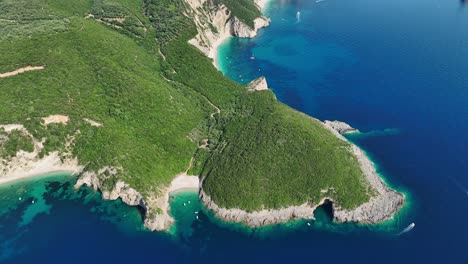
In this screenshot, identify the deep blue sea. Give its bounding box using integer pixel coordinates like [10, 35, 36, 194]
[2, 0, 468, 263]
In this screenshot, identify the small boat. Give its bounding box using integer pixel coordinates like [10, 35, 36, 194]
[307, 223, 311, 226]
[183, 203, 186, 206]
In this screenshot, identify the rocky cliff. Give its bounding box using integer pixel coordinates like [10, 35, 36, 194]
[323, 121, 405, 224]
[247, 76, 269, 92]
[185, 0, 270, 63]
[74, 166, 177, 231]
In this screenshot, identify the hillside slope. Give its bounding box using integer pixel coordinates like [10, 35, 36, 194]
[0, 0, 404, 230]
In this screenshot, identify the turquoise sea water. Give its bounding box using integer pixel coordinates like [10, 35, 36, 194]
[2, 0, 468, 263]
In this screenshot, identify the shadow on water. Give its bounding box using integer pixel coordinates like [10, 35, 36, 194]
[313, 199, 334, 223]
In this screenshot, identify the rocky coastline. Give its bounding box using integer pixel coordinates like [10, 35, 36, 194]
[199, 121, 405, 227]
[0, 122, 199, 232]
[74, 169, 200, 231]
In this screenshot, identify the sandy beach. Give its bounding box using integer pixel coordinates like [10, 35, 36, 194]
[0, 152, 83, 186]
[0, 124, 84, 187]
[169, 174, 200, 194]
[0, 169, 80, 186]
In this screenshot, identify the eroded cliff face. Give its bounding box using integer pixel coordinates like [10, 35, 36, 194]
[74, 167, 175, 231]
[185, 0, 270, 61]
[247, 76, 269, 92]
[323, 121, 405, 224]
[0, 124, 84, 184]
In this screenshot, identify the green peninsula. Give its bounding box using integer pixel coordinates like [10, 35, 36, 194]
[0, 0, 404, 230]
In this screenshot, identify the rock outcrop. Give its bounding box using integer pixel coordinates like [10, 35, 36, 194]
[247, 76, 269, 92]
[74, 167, 145, 207]
[201, 190, 323, 227]
[75, 169, 200, 231]
[323, 120, 359, 134]
[74, 167, 159, 229]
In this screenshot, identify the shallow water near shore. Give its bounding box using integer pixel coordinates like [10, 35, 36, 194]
[217, 0, 468, 261]
[2, 0, 468, 262]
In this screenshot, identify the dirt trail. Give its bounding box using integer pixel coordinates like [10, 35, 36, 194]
[0, 66, 45, 78]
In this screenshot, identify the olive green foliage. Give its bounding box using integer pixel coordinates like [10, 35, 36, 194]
[91, 0, 149, 38]
[0, 0, 209, 196]
[187, 148, 210, 175]
[216, 0, 262, 28]
[202, 92, 370, 211]
[144, 0, 191, 44]
[0, 129, 34, 159]
[0, 0, 67, 41]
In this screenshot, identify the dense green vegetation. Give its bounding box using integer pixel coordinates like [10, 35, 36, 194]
[0, 0, 209, 195]
[216, 0, 262, 28]
[0, 0, 371, 215]
[202, 93, 370, 211]
[144, 0, 191, 44]
[90, 0, 149, 38]
[0, 129, 34, 159]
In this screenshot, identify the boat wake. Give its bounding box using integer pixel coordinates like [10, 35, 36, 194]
[397, 223, 415, 236]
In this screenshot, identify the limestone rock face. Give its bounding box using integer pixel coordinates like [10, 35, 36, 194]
[230, 16, 270, 38]
[144, 211, 174, 231]
[247, 76, 269, 91]
[102, 180, 145, 207]
[184, 0, 270, 62]
[75, 168, 148, 225]
[322, 121, 405, 224]
[323, 120, 359, 134]
[200, 190, 319, 227]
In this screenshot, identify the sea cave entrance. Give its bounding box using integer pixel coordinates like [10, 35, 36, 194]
[313, 199, 334, 223]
